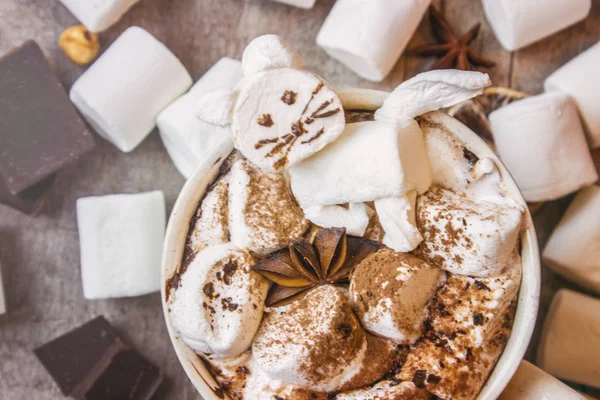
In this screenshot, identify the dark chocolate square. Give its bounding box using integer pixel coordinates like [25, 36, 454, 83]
[34, 316, 163, 400]
[84, 349, 163, 400]
[0, 174, 54, 215]
[0, 40, 95, 195]
[34, 316, 125, 397]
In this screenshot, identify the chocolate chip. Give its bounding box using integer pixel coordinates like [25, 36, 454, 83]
[413, 370, 428, 388]
[336, 322, 353, 338]
[475, 280, 491, 291]
[463, 148, 479, 166]
[203, 282, 215, 299]
[222, 260, 238, 285]
[221, 297, 238, 311]
[427, 374, 441, 384]
[473, 312, 484, 325]
[465, 347, 474, 361]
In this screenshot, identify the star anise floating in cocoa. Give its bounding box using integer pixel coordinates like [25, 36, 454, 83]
[252, 228, 380, 307]
[411, 6, 496, 71]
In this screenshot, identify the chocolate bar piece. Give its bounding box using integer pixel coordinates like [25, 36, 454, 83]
[0, 40, 95, 196]
[34, 316, 162, 400]
[0, 175, 54, 215]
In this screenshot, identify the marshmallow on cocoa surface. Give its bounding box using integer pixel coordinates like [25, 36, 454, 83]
[316, 0, 431, 82]
[490, 91, 598, 202]
[70, 27, 192, 152]
[189, 172, 231, 253]
[482, 0, 591, 51]
[498, 360, 586, 400]
[253, 285, 367, 392]
[157, 57, 243, 178]
[537, 289, 600, 389]
[543, 185, 600, 294]
[416, 187, 522, 277]
[545, 42, 600, 148]
[170, 243, 269, 358]
[349, 247, 445, 344]
[303, 203, 370, 237]
[399, 256, 521, 399]
[59, 0, 140, 33]
[290, 119, 432, 208]
[376, 191, 423, 253]
[228, 159, 308, 255]
[76, 191, 165, 299]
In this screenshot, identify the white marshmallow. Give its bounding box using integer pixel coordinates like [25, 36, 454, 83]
[229, 159, 308, 255]
[376, 70, 491, 121]
[303, 203, 370, 236]
[231, 68, 345, 171]
[543, 185, 600, 295]
[70, 27, 192, 152]
[157, 57, 243, 178]
[490, 91, 598, 202]
[545, 42, 600, 148]
[169, 243, 268, 358]
[0, 264, 5, 315]
[350, 248, 445, 344]
[482, 0, 591, 51]
[376, 191, 423, 253]
[417, 187, 522, 277]
[241, 35, 303, 76]
[290, 119, 432, 208]
[270, 0, 316, 9]
[76, 191, 165, 299]
[537, 289, 600, 389]
[316, 0, 431, 82]
[498, 360, 586, 400]
[59, 0, 140, 33]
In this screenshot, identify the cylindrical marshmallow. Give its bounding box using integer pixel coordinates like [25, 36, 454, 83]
[545, 42, 600, 148]
[157, 57, 243, 178]
[59, 0, 140, 33]
[489, 92, 598, 202]
[537, 289, 600, 389]
[543, 185, 600, 294]
[482, 0, 591, 51]
[316, 0, 431, 82]
[70, 27, 192, 153]
[498, 360, 586, 400]
[270, 0, 316, 9]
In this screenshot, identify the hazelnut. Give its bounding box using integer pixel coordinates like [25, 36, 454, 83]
[58, 25, 100, 65]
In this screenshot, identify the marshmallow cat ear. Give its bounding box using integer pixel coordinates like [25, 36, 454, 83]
[195, 88, 236, 126]
[375, 70, 492, 121]
[242, 34, 304, 76]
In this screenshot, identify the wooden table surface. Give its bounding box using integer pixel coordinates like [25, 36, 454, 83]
[1, 0, 599, 399]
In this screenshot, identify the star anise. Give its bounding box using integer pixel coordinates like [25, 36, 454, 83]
[411, 6, 496, 71]
[252, 228, 380, 307]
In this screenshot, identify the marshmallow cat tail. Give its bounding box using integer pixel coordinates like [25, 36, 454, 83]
[376, 70, 491, 121]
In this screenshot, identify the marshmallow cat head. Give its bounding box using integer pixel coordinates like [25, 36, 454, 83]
[196, 35, 346, 172]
